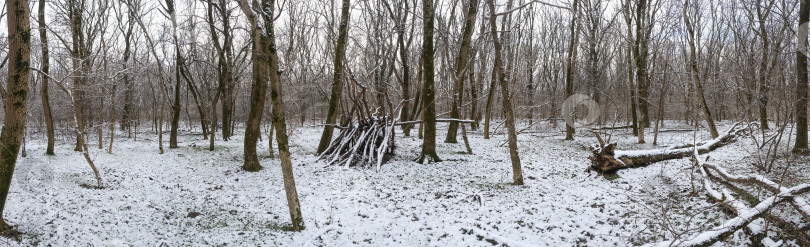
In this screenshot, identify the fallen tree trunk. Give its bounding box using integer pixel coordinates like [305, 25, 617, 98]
[702, 162, 810, 223]
[646, 184, 810, 247]
[645, 150, 810, 247]
[589, 123, 746, 174]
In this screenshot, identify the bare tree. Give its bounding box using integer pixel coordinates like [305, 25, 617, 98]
[486, 0, 524, 185]
[564, 0, 580, 140]
[241, 0, 273, 172]
[38, 0, 55, 155]
[247, 0, 304, 230]
[795, 0, 809, 153]
[0, 0, 31, 231]
[166, 0, 182, 149]
[417, 0, 441, 163]
[445, 0, 478, 144]
[317, 0, 351, 154]
[683, 0, 719, 138]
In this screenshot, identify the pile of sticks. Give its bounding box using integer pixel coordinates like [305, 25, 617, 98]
[317, 77, 403, 170]
[318, 115, 397, 170]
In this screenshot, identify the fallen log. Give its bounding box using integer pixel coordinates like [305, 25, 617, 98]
[645, 183, 810, 247]
[702, 162, 810, 223]
[589, 123, 746, 174]
[644, 150, 810, 247]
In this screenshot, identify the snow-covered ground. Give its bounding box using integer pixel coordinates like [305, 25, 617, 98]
[2, 121, 808, 246]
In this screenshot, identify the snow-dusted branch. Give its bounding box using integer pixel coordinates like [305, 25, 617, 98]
[486, 0, 571, 19]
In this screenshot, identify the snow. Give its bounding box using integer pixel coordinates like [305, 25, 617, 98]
[2, 121, 808, 246]
[762, 237, 783, 247]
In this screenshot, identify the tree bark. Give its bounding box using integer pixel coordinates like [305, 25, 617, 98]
[417, 0, 441, 163]
[240, 0, 272, 172]
[756, 3, 773, 130]
[261, 0, 305, 230]
[167, 0, 182, 149]
[68, 0, 86, 152]
[132, 0, 171, 153]
[564, 0, 580, 140]
[388, 0, 413, 136]
[317, 0, 351, 154]
[683, 0, 719, 138]
[795, 0, 809, 153]
[634, 0, 650, 128]
[0, 0, 30, 230]
[486, 0, 523, 185]
[119, 6, 135, 135]
[445, 0, 478, 143]
[38, 0, 55, 155]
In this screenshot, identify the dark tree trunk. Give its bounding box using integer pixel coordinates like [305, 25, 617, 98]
[565, 0, 580, 140]
[38, 0, 55, 155]
[486, 0, 523, 185]
[240, 0, 272, 172]
[417, 0, 441, 163]
[167, 0, 182, 149]
[446, 0, 478, 143]
[0, 0, 30, 229]
[120, 6, 135, 136]
[795, 0, 809, 153]
[634, 0, 651, 128]
[258, 0, 305, 230]
[317, 0, 351, 154]
[683, 0, 719, 138]
[69, 0, 86, 152]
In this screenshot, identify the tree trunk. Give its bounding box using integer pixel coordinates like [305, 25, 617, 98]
[564, 0, 580, 140]
[652, 59, 668, 146]
[0, 0, 30, 229]
[393, 0, 412, 136]
[119, 9, 135, 135]
[483, 70, 496, 139]
[486, 0, 523, 185]
[317, 0, 351, 154]
[756, 4, 772, 130]
[445, 0, 478, 144]
[261, 0, 304, 230]
[795, 0, 809, 153]
[167, 0, 182, 149]
[108, 85, 116, 153]
[69, 0, 86, 152]
[590, 124, 745, 174]
[417, 0, 441, 163]
[683, 0, 719, 138]
[38, 0, 55, 155]
[133, 2, 171, 153]
[240, 0, 272, 172]
[634, 0, 650, 128]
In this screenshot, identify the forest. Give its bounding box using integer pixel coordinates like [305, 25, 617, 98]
[0, 0, 808, 245]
